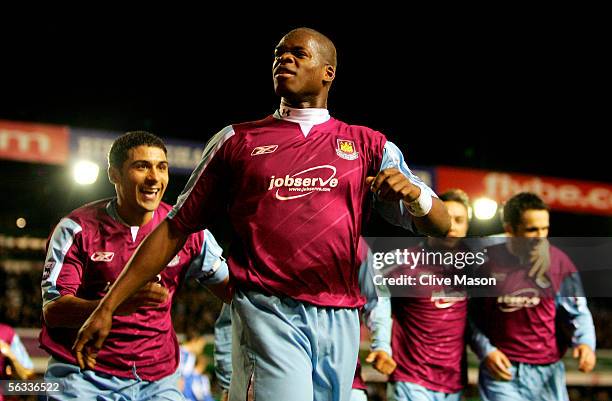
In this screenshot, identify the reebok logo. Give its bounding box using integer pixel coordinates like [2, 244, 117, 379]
[251, 145, 278, 156]
[91, 252, 114, 262]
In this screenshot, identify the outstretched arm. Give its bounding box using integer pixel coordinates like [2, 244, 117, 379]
[44, 283, 169, 328]
[73, 219, 187, 369]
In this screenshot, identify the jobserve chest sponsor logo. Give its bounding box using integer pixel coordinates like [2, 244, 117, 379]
[497, 288, 541, 312]
[267, 165, 339, 200]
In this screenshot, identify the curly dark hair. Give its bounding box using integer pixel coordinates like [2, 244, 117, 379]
[108, 131, 167, 168]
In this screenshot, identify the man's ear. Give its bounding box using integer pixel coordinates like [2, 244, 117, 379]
[323, 64, 335, 84]
[503, 223, 514, 236]
[108, 166, 120, 185]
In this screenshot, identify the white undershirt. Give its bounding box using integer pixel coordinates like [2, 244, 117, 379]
[273, 105, 330, 137]
[106, 199, 152, 242]
[130, 226, 139, 242]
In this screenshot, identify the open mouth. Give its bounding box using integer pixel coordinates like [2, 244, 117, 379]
[140, 188, 160, 201]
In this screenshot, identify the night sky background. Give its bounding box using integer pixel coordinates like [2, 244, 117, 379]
[0, 14, 609, 237]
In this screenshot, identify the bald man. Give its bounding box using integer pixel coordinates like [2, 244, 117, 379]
[74, 27, 450, 401]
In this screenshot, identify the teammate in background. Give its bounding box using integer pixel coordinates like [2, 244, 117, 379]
[471, 192, 596, 401]
[1, 323, 35, 401]
[212, 244, 396, 401]
[179, 329, 214, 401]
[74, 28, 450, 401]
[40, 131, 228, 400]
[351, 244, 396, 401]
[387, 189, 471, 401]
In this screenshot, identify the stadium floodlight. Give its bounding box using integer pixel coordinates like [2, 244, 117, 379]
[473, 197, 498, 220]
[73, 160, 100, 185]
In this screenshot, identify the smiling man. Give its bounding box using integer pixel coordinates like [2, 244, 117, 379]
[40, 131, 228, 400]
[73, 28, 450, 401]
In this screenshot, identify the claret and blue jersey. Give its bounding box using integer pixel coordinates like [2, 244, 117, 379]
[169, 107, 434, 308]
[39, 199, 227, 381]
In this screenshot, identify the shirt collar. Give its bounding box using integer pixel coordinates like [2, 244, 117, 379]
[273, 105, 330, 125]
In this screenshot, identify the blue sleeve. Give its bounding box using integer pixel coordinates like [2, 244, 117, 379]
[186, 229, 229, 285]
[214, 303, 233, 390]
[467, 312, 497, 360]
[556, 273, 596, 350]
[10, 334, 33, 370]
[358, 248, 392, 355]
[373, 141, 437, 230]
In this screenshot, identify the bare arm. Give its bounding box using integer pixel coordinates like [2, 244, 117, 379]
[44, 296, 99, 329]
[412, 196, 451, 237]
[73, 218, 187, 369]
[98, 218, 188, 313]
[44, 283, 170, 328]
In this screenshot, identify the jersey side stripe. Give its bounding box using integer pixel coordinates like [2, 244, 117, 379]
[41, 218, 82, 306]
[169, 125, 235, 218]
